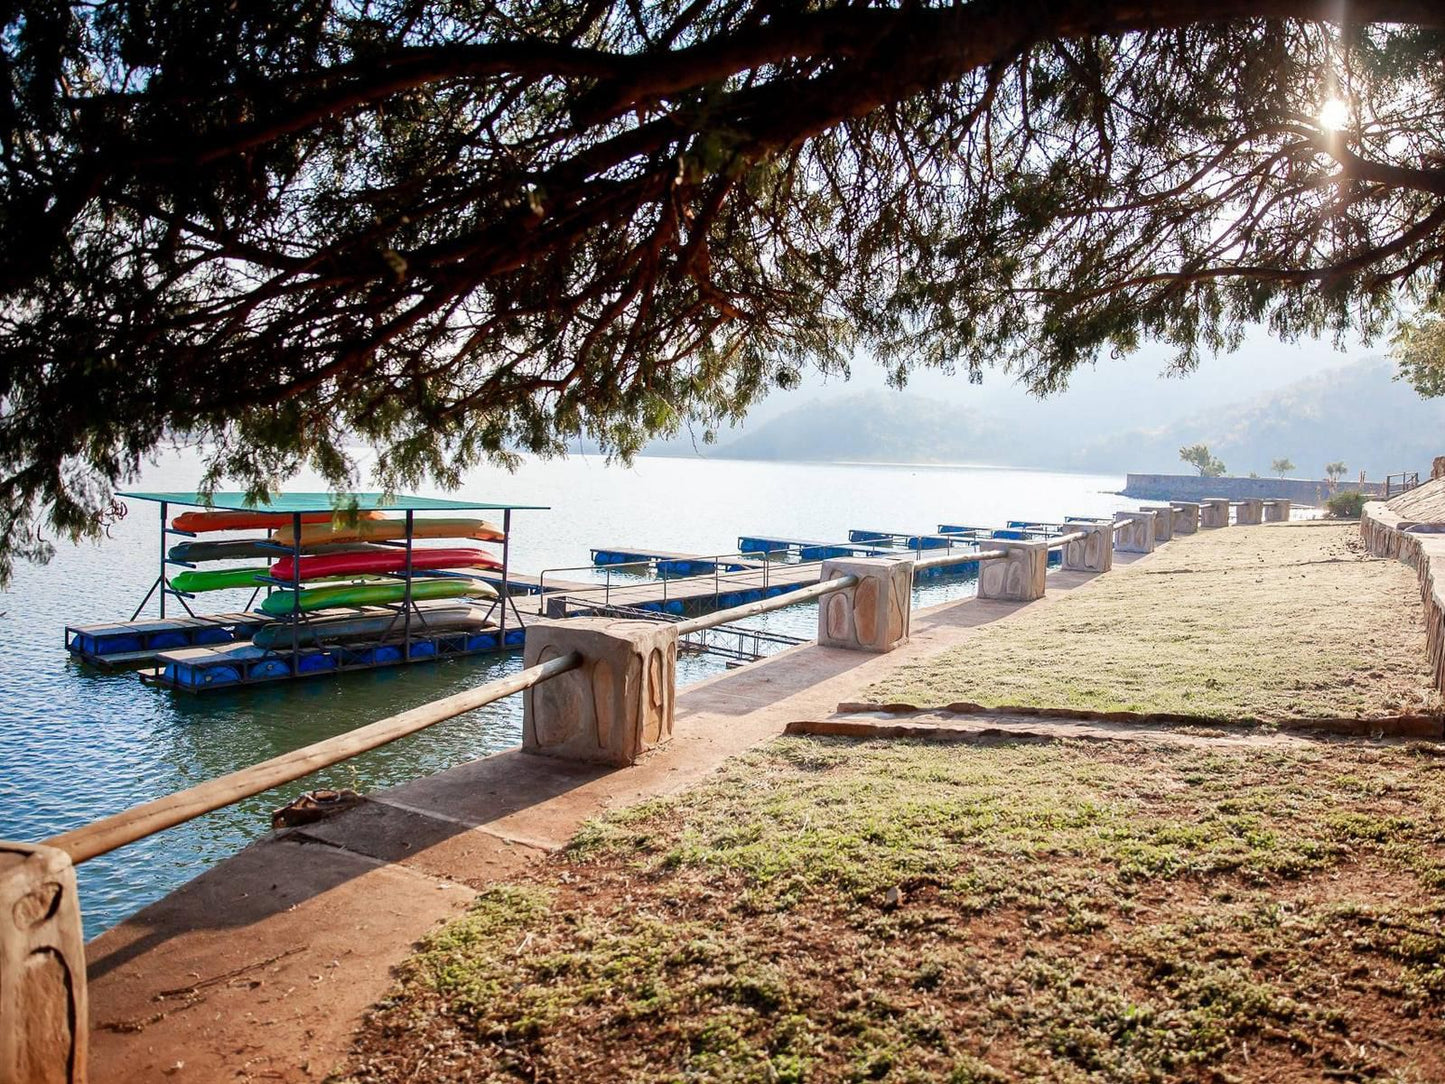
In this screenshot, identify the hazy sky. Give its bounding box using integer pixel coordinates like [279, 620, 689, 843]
[738, 324, 1374, 429]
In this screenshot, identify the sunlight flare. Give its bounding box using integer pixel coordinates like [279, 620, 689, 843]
[1318, 96, 1351, 130]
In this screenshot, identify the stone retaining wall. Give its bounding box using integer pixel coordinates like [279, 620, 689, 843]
[1361, 501, 1445, 696]
[1124, 473, 1386, 504]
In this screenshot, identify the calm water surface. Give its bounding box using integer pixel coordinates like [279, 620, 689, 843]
[0, 453, 1134, 936]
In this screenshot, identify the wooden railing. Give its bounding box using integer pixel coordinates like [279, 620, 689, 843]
[43, 652, 583, 865]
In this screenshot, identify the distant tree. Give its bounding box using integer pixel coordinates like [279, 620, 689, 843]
[1325, 461, 1349, 481]
[1181, 444, 1228, 478]
[1395, 304, 1445, 399]
[1272, 457, 1296, 478]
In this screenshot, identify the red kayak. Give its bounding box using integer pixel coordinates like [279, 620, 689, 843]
[270, 546, 501, 582]
[173, 509, 385, 533]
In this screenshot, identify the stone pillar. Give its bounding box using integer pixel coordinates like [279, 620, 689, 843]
[1235, 498, 1263, 525]
[1201, 498, 1231, 528]
[1114, 511, 1157, 554]
[1171, 502, 1201, 534]
[1141, 506, 1174, 542]
[817, 557, 914, 653]
[977, 540, 1048, 601]
[522, 618, 676, 767]
[1263, 499, 1292, 523]
[1061, 522, 1113, 573]
[1, 842, 87, 1084]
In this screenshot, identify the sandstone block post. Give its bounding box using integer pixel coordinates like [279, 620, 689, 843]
[523, 618, 676, 767]
[1114, 511, 1157, 553]
[1201, 498, 1231, 528]
[1263, 499, 1292, 522]
[1235, 498, 1264, 525]
[1, 841, 87, 1084]
[1061, 522, 1113, 573]
[818, 557, 914, 653]
[978, 539, 1048, 601]
[1141, 506, 1175, 541]
[1171, 501, 1201, 534]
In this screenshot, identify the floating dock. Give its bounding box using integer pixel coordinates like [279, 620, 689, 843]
[588, 545, 761, 576]
[70, 493, 1102, 694]
[939, 523, 1067, 564]
[553, 532, 1010, 615]
[849, 529, 962, 551]
[544, 561, 825, 618]
[70, 490, 546, 693]
[937, 524, 996, 539]
[737, 536, 888, 560]
[66, 612, 273, 669]
[140, 624, 526, 692]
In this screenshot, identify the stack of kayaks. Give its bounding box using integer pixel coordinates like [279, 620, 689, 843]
[166, 508, 509, 656]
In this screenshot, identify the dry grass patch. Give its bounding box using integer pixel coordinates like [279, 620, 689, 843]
[337, 735, 1445, 1084]
[866, 523, 1438, 721]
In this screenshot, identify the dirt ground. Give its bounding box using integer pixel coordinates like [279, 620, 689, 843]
[335, 734, 1445, 1084]
[864, 522, 1439, 722]
[322, 520, 1445, 1083]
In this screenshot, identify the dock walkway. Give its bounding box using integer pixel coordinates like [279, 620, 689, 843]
[737, 535, 887, 560]
[588, 545, 763, 575]
[66, 611, 272, 669]
[543, 559, 828, 617]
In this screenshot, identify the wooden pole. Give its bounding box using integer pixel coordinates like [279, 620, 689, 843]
[674, 574, 860, 635]
[44, 652, 582, 866]
[912, 548, 1008, 571]
[0, 842, 87, 1084]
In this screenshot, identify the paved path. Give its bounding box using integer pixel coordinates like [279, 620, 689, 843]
[85, 560, 1133, 1082]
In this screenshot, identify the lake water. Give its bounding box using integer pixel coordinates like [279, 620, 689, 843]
[0, 452, 1134, 936]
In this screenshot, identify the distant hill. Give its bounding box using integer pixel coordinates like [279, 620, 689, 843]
[1070, 356, 1445, 477]
[717, 393, 1018, 464]
[698, 355, 1445, 477]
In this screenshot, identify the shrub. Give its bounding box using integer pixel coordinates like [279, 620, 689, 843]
[1325, 491, 1367, 519]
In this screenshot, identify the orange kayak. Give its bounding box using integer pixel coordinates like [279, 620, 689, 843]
[270, 546, 502, 582]
[172, 509, 385, 533]
[271, 516, 505, 546]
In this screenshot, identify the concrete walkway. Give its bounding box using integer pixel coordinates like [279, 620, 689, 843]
[85, 560, 1133, 1082]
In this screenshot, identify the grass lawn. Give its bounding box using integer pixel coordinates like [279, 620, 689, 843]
[863, 523, 1439, 721]
[338, 734, 1445, 1083]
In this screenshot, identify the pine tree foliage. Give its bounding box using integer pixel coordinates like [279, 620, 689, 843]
[1, 1, 1443, 578]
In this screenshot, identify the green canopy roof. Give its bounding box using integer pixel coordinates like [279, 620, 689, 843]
[118, 491, 548, 512]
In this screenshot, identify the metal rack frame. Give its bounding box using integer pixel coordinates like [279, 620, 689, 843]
[109, 492, 546, 689]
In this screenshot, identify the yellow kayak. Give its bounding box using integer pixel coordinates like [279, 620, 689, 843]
[272, 516, 505, 547]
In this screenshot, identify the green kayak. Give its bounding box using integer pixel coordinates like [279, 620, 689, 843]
[259, 577, 496, 615]
[171, 566, 271, 593]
